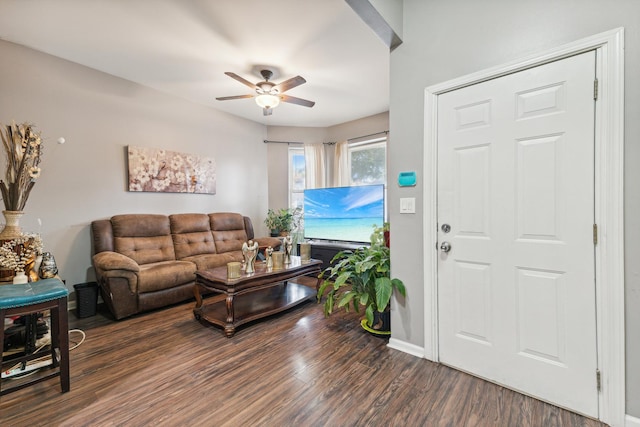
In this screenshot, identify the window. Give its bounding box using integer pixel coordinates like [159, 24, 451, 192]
[347, 137, 387, 186]
[288, 136, 387, 211]
[288, 146, 305, 210]
[346, 136, 388, 221]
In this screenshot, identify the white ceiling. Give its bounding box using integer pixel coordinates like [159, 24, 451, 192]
[0, 0, 390, 128]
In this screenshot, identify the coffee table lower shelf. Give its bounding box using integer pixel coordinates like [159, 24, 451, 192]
[193, 282, 315, 337]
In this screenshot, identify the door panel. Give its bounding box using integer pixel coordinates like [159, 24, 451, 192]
[437, 51, 598, 417]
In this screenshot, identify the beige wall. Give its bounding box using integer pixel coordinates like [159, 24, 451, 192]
[326, 111, 389, 143]
[266, 126, 328, 210]
[0, 40, 270, 291]
[390, 0, 640, 417]
[0, 39, 390, 305]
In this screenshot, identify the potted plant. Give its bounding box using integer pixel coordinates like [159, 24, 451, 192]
[369, 222, 390, 248]
[317, 224, 406, 335]
[264, 207, 302, 237]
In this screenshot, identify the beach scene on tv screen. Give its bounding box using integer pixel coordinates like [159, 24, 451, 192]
[304, 185, 384, 243]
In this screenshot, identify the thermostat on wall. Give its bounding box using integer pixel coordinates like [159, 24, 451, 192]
[398, 171, 416, 187]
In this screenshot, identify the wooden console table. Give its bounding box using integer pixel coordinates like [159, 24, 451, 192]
[194, 256, 322, 337]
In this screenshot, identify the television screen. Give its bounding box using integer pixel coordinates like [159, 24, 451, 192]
[303, 184, 385, 244]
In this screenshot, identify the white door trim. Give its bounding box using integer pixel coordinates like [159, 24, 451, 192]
[422, 28, 625, 426]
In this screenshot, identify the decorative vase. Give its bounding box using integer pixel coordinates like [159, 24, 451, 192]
[0, 210, 24, 241]
[39, 251, 58, 279]
[12, 270, 28, 284]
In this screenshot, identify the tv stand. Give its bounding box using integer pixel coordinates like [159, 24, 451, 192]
[304, 240, 365, 270]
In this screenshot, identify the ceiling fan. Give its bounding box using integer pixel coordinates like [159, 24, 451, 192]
[216, 69, 315, 116]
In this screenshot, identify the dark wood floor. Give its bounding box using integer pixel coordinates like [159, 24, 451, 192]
[1, 279, 606, 426]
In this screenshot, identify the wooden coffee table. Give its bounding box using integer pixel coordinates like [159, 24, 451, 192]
[193, 256, 322, 337]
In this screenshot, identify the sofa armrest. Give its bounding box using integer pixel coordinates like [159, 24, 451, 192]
[253, 236, 282, 250]
[93, 252, 141, 319]
[93, 251, 141, 272]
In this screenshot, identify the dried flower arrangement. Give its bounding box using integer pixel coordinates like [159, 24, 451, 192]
[0, 122, 43, 211]
[0, 233, 43, 272]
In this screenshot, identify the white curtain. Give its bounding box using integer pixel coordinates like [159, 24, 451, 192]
[333, 140, 349, 187]
[304, 143, 326, 189]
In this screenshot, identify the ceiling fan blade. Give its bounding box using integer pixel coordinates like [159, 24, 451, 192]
[216, 94, 254, 101]
[280, 94, 315, 108]
[274, 76, 306, 93]
[224, 72, 257, 89]
[263, 107, 273, 116]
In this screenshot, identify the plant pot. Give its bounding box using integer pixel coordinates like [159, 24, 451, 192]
[360, 310, 391, 337]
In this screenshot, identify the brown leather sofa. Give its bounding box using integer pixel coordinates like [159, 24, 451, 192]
[91, 212, 281, 320]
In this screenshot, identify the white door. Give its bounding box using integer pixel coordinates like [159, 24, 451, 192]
[437, 51, 598, 417]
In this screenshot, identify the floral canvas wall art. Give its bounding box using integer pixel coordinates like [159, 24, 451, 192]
[127, 146, 216, 194]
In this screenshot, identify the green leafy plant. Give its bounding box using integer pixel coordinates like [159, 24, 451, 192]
[370, 222, 389, 246]
[317, 225, 406, 329]
[264, 207, 302, 236]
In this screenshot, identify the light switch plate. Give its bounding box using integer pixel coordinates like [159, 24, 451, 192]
[400, 197, 416, 214]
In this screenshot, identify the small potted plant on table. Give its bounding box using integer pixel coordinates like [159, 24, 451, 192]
[317, 224, 406, 335]
[264, 207, 301, 237]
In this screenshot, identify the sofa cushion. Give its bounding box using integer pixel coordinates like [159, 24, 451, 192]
[170, 213, 217, 259]
[112, 214, 176, 265]
[92, 219, 114, 253]
[182, 251, 243, 271]
[137, 260, 196, 293]
[210, 213, 249, 253]
[170, 213, 211, 234]
[210, 212, 245, 231]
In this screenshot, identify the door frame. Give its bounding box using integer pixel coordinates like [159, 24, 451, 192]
[422, 28, 624, 425]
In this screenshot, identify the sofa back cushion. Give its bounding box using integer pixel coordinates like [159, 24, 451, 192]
[92, 219, 114, 253]
[111, 214, 176, 265]
[170, 213, 217, 259]
[210, 212, 249, 253]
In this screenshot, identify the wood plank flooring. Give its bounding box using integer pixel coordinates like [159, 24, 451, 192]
[1, 279, 606, 426]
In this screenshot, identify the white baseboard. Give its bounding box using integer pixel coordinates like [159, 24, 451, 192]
[627, 414, 640, 427]
[387, 337, 425, 358]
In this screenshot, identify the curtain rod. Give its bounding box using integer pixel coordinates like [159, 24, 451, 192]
[263, 140, 337, 145]
[347, 130, 389, 142]
[263, 140, 303, 144]
[263, 129, 388, 145]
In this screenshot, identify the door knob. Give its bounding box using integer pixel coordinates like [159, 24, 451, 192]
[440, 241, 452, 253]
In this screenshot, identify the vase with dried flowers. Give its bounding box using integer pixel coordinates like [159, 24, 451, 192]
[0, 233, 43, 282]
[0, 121, 43, 240]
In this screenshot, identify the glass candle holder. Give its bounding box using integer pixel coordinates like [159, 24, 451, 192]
[299, 242, 311, 263]
[227, 261, 242, 279]
[272, 251, 284, 270]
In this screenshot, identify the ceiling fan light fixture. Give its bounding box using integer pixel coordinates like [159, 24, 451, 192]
[255, 93, 280, 109]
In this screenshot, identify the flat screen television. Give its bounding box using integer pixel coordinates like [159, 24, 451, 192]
[303, 184, 385, 244]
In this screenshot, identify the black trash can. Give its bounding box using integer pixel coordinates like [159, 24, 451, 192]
[74, 282, 99, 318]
